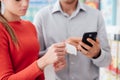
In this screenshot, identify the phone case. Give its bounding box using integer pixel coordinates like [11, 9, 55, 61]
[82, 32, 97, 50]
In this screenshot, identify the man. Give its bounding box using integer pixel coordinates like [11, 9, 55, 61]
[33, 0, 111, 80]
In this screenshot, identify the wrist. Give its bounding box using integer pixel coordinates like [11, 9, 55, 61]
[93, 49, 101, 59]
[37, 56, 48, 70]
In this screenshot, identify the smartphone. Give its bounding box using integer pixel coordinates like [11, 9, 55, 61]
[82, 32, 97, 50]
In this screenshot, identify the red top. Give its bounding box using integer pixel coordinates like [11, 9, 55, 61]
[0, 20, 44, 80]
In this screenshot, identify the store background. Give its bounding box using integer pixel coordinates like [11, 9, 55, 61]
[22, 0, 120, 80]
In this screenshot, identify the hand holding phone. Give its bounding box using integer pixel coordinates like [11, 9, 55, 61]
[82, 32, 97, 50]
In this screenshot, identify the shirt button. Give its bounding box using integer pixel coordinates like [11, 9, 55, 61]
[71, 76, 74, 79]
[71, 62, 74, 64]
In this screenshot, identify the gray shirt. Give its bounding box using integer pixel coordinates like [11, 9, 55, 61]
[33, 0, 111, 80]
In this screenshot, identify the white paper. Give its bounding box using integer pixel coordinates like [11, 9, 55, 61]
[65, 43, 77, 55]
[44, 64, 56, 80]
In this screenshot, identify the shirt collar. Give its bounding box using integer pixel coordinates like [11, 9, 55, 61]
[51, 0, 87, 14]
[51, 0, 61, 13]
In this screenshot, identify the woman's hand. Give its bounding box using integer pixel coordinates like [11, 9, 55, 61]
[37, 42, 66, 70]
[53, 57, 66, 71]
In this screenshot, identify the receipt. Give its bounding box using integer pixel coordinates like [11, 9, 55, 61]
[65, 43, 77, 55]
[44, 64, 56, 80]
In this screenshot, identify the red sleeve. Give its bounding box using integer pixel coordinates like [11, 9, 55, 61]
[0, 27, 43, 80]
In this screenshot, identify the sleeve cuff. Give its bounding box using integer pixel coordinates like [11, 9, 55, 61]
[92, 50, 105, 63]
[34, 61, 44, 74]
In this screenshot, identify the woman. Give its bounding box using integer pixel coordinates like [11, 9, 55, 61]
[0, 0, 66, 80]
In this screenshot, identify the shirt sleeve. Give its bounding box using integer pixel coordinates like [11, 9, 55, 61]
[91, 11, 112, 67]
[0, 29, 43, 80]
[33, 12, 47, 57]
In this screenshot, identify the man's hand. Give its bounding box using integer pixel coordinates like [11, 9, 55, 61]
[78, 38, 101, 59]
[65, 37, 81, 50]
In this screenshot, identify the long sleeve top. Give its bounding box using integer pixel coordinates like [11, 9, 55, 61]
[33, 0, 111, 80]
[0, 20, 44, 80]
